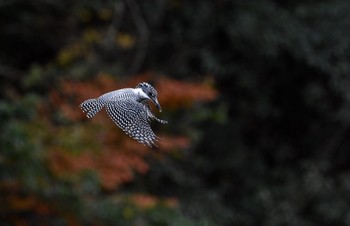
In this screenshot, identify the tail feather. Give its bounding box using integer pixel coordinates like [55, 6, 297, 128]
[80, 98, 104, 118]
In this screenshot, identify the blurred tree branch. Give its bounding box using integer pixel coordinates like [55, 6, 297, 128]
[124, 0, 149, 75]
[103, 1, 125, 50]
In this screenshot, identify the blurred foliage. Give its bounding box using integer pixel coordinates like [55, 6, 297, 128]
[1, 0, 350, 226]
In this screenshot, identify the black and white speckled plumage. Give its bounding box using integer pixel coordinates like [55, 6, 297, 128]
[80, 82, 167, 147]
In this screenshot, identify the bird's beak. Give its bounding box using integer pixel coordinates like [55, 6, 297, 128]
[151, 97, 162, 112]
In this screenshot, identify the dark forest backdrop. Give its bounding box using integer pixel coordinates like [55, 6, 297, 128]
[1, 0, 350, 225]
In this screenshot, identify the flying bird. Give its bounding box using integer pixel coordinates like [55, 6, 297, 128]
[80, 82, 167, 147]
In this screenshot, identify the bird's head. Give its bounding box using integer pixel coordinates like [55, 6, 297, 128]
[136, 82, 162, 112]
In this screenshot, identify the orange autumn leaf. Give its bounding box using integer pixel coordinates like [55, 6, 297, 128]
[130, 193, 158, 209]
[5, 194, 55, 216]
[129, 193, 179, 209]
[157, 76, 218, 109]
[158, 136, 191, 152]
[49, 148, 149, 190]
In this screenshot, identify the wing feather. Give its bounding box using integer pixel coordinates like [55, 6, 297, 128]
[105, 99, 158, 147]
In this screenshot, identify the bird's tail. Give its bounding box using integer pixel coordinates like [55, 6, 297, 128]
[80, 98, 104, 118]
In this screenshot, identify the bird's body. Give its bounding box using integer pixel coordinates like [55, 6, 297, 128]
[80, 82, 167, 147]
[99, 88, 145, 102]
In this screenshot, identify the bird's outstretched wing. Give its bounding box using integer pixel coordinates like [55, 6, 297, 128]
[105, 99, 158, 147]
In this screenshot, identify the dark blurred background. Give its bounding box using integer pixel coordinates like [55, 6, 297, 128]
[1, 0, 350, 225]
